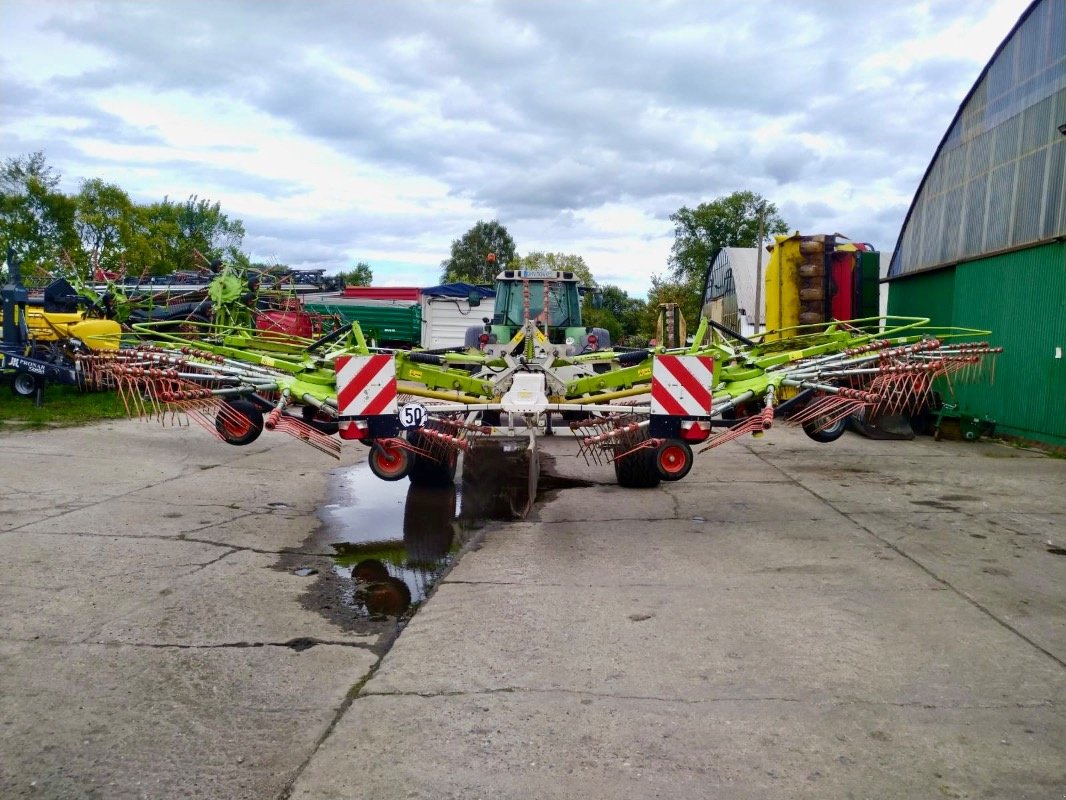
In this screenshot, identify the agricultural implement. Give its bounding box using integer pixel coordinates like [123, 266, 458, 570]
[2, 250, 121, 397]
[76, 267, 1002, 499]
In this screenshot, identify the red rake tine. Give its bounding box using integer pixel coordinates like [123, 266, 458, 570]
[697, 415, 762, 452]
[787, 395, 842, 425]
[273, 416, 342, 457]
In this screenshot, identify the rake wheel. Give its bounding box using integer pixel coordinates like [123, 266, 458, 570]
[368, 440, 411, 481]
[655, 439, 693, 482]
[215, 399, 264, 446]
[801, 416, 847, 443]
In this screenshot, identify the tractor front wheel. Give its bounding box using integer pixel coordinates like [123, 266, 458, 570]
[655, 439, 693, 481]
[368, 440, 411, 481]
[215, 399, 264, 446]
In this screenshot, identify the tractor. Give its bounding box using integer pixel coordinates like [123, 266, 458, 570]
[463, 269, 610, 357]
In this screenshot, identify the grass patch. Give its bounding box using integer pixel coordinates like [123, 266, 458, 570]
[0, 380, 128, 430]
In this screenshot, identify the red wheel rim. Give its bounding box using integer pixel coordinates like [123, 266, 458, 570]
[372, 443, 407, 478]
[221, 413, 252, 437]
[658, 443, 689, 476]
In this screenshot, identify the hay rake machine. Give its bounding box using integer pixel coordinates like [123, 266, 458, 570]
[78, 313, 1001, 493]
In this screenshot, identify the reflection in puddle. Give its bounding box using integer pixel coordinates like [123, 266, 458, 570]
[317, 450, 592, 620]
[320, 462, 476, 617]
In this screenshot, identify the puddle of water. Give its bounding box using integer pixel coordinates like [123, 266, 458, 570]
[315, 448, 595, 620]
[319, 461, 477, 617]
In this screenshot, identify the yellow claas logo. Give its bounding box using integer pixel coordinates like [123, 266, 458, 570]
[637, 367, 651, 378]
[409, 369, 422, 379]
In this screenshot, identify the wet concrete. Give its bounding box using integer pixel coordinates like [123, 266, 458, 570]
[290, 430, 1066, 800]
[301, 449, 595, 626]
[317, 462, 471, 618]
[5, 420, 1062, 799]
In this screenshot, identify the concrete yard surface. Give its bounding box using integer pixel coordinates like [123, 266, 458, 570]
[1, 419, 1064, 799]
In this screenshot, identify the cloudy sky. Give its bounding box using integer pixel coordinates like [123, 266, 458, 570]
[0, 0, 1032, 295]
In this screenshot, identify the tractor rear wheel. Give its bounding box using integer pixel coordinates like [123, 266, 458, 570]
[614, 440, 661, 488]
[215, 399, 264, 445]
[655, 439, 693, 481]
[368, 440, 411, 481]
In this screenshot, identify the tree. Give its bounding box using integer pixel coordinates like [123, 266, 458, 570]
[668, 190, 788, 285]
[511, 251, 596, 286]
[641, 273, 703, 341]
[439, 219, 516, 284]
[0, 152, 78, 275]
[135, 195, 246, 274]
[74, 178, 134, 275]
[338, 261, 373, 287]
[583, 284, 648, 346]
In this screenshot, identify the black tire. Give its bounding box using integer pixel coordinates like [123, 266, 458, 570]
[403, 485, 457, 565]
[368, 440, 411, 481]
[300, 404, 339, 435]
[802, 416, 847, 443]
[10, 372, 40, 398]
[406, 430, 458, 486]
[215, 399, 264, 445]
[614, 439, 661, 488]
[654, 439, 693, 482]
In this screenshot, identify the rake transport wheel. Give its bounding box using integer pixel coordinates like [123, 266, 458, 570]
[655, 439, 693, 482]
[215, 399, 264, 446]
[614, 439, 661, 489]
[801, 416, 847, 443]
[368, 440, 411, 481]
[406, 430, 458, 487]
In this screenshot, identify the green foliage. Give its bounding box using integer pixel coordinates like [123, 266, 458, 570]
[439, 220, 516, 284]
[582, 307, 622, 344]
[642, 273, 703, 340]
[140, 195, 246, 273]
[669, 190, 788, 285]
[338, 261, 373, 286]
[586, 284, 646, 344]
[0, 152, 247, 279]
[0, 152, 79, 275]
[74, 178, 134, 275]
[512, 251, 595, 286]
[0, 383, 127, 429]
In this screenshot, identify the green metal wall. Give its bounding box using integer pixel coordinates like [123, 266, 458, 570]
[304, 302, 422, 346]
[888, 241, 1066, 446]
[887, 267, 956, 327]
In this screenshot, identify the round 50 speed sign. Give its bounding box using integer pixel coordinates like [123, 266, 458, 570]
[399, 402, 427, 429]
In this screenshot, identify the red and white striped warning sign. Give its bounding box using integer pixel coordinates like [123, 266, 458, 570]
[650, 355, 715, 417]
[336, 354, 398, 417]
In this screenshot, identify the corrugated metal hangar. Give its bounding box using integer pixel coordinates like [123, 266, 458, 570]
[887, 0, 1066, 445]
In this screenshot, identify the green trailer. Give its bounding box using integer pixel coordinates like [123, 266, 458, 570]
[304, 300, 422, 348]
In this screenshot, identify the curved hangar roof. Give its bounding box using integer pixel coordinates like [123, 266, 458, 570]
[888, 0, 1066, 279]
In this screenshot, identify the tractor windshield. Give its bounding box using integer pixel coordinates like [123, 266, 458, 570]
[495, 281, 576, 327]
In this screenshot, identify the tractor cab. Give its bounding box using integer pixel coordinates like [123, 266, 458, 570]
[491, 269, 582, 341]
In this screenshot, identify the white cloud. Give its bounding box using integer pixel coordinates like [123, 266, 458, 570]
[0, 0, 1034, 299]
